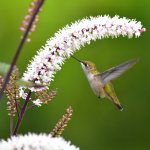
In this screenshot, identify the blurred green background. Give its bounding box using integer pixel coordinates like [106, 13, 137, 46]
[0, 0, 149, 149]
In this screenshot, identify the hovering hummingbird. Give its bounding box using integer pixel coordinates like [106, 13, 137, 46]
[71, 56, 138, 111]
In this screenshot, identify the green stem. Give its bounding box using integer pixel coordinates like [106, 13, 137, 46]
[10, 112, 13, 136]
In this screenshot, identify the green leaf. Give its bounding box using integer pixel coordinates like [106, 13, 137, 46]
[16, 79, 44, 88]
[0, 62, 11, 76]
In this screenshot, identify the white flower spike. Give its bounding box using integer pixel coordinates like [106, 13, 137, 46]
[0, 133, 79, 150]
[21, 15, 145, 97]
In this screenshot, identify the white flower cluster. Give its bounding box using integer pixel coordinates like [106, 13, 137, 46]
[0, 133, 79, 150]
[21, 15, 145, 95]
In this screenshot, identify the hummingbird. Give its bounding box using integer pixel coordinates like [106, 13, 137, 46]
[71, 56, 138, 111]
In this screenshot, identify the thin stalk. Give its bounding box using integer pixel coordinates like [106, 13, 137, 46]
[0, 0, 45, 100]
[10, 112, 13, 136]
[14, 98, 19, 118]
[13, 90, 32, 135]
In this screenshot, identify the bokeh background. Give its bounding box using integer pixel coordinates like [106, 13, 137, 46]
[0, 0, 149, 149]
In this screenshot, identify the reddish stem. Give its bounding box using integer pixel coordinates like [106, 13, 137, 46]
[13, 90, 32, 135]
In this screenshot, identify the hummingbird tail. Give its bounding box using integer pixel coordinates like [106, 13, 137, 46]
[114, 103, 123, 111]
[104, 82, 123, 111]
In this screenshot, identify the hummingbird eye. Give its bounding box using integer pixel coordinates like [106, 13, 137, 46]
[84, 63, 88, 67]
[84, 63, 90, 69]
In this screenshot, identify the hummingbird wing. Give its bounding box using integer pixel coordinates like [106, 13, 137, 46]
[98, 58, 138, 84]
[104, 82, 123, 111]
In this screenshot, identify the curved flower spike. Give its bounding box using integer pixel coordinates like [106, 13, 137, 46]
[21, 15, 145, 96]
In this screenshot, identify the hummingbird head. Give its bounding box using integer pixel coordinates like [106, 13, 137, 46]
[71, 56, 98, 74]
[80, 60, 97, 74]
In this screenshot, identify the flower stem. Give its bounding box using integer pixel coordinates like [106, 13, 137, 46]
[14, 98, 20, 118]
[10, 112, 13, 136]
[13, 90, 32, 135]
[0, 0, 45, 100]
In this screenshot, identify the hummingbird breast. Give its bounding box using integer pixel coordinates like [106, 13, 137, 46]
[86, 73, 106, 98]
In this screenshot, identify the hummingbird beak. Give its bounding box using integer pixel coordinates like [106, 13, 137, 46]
[71, 55, 84, 64]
